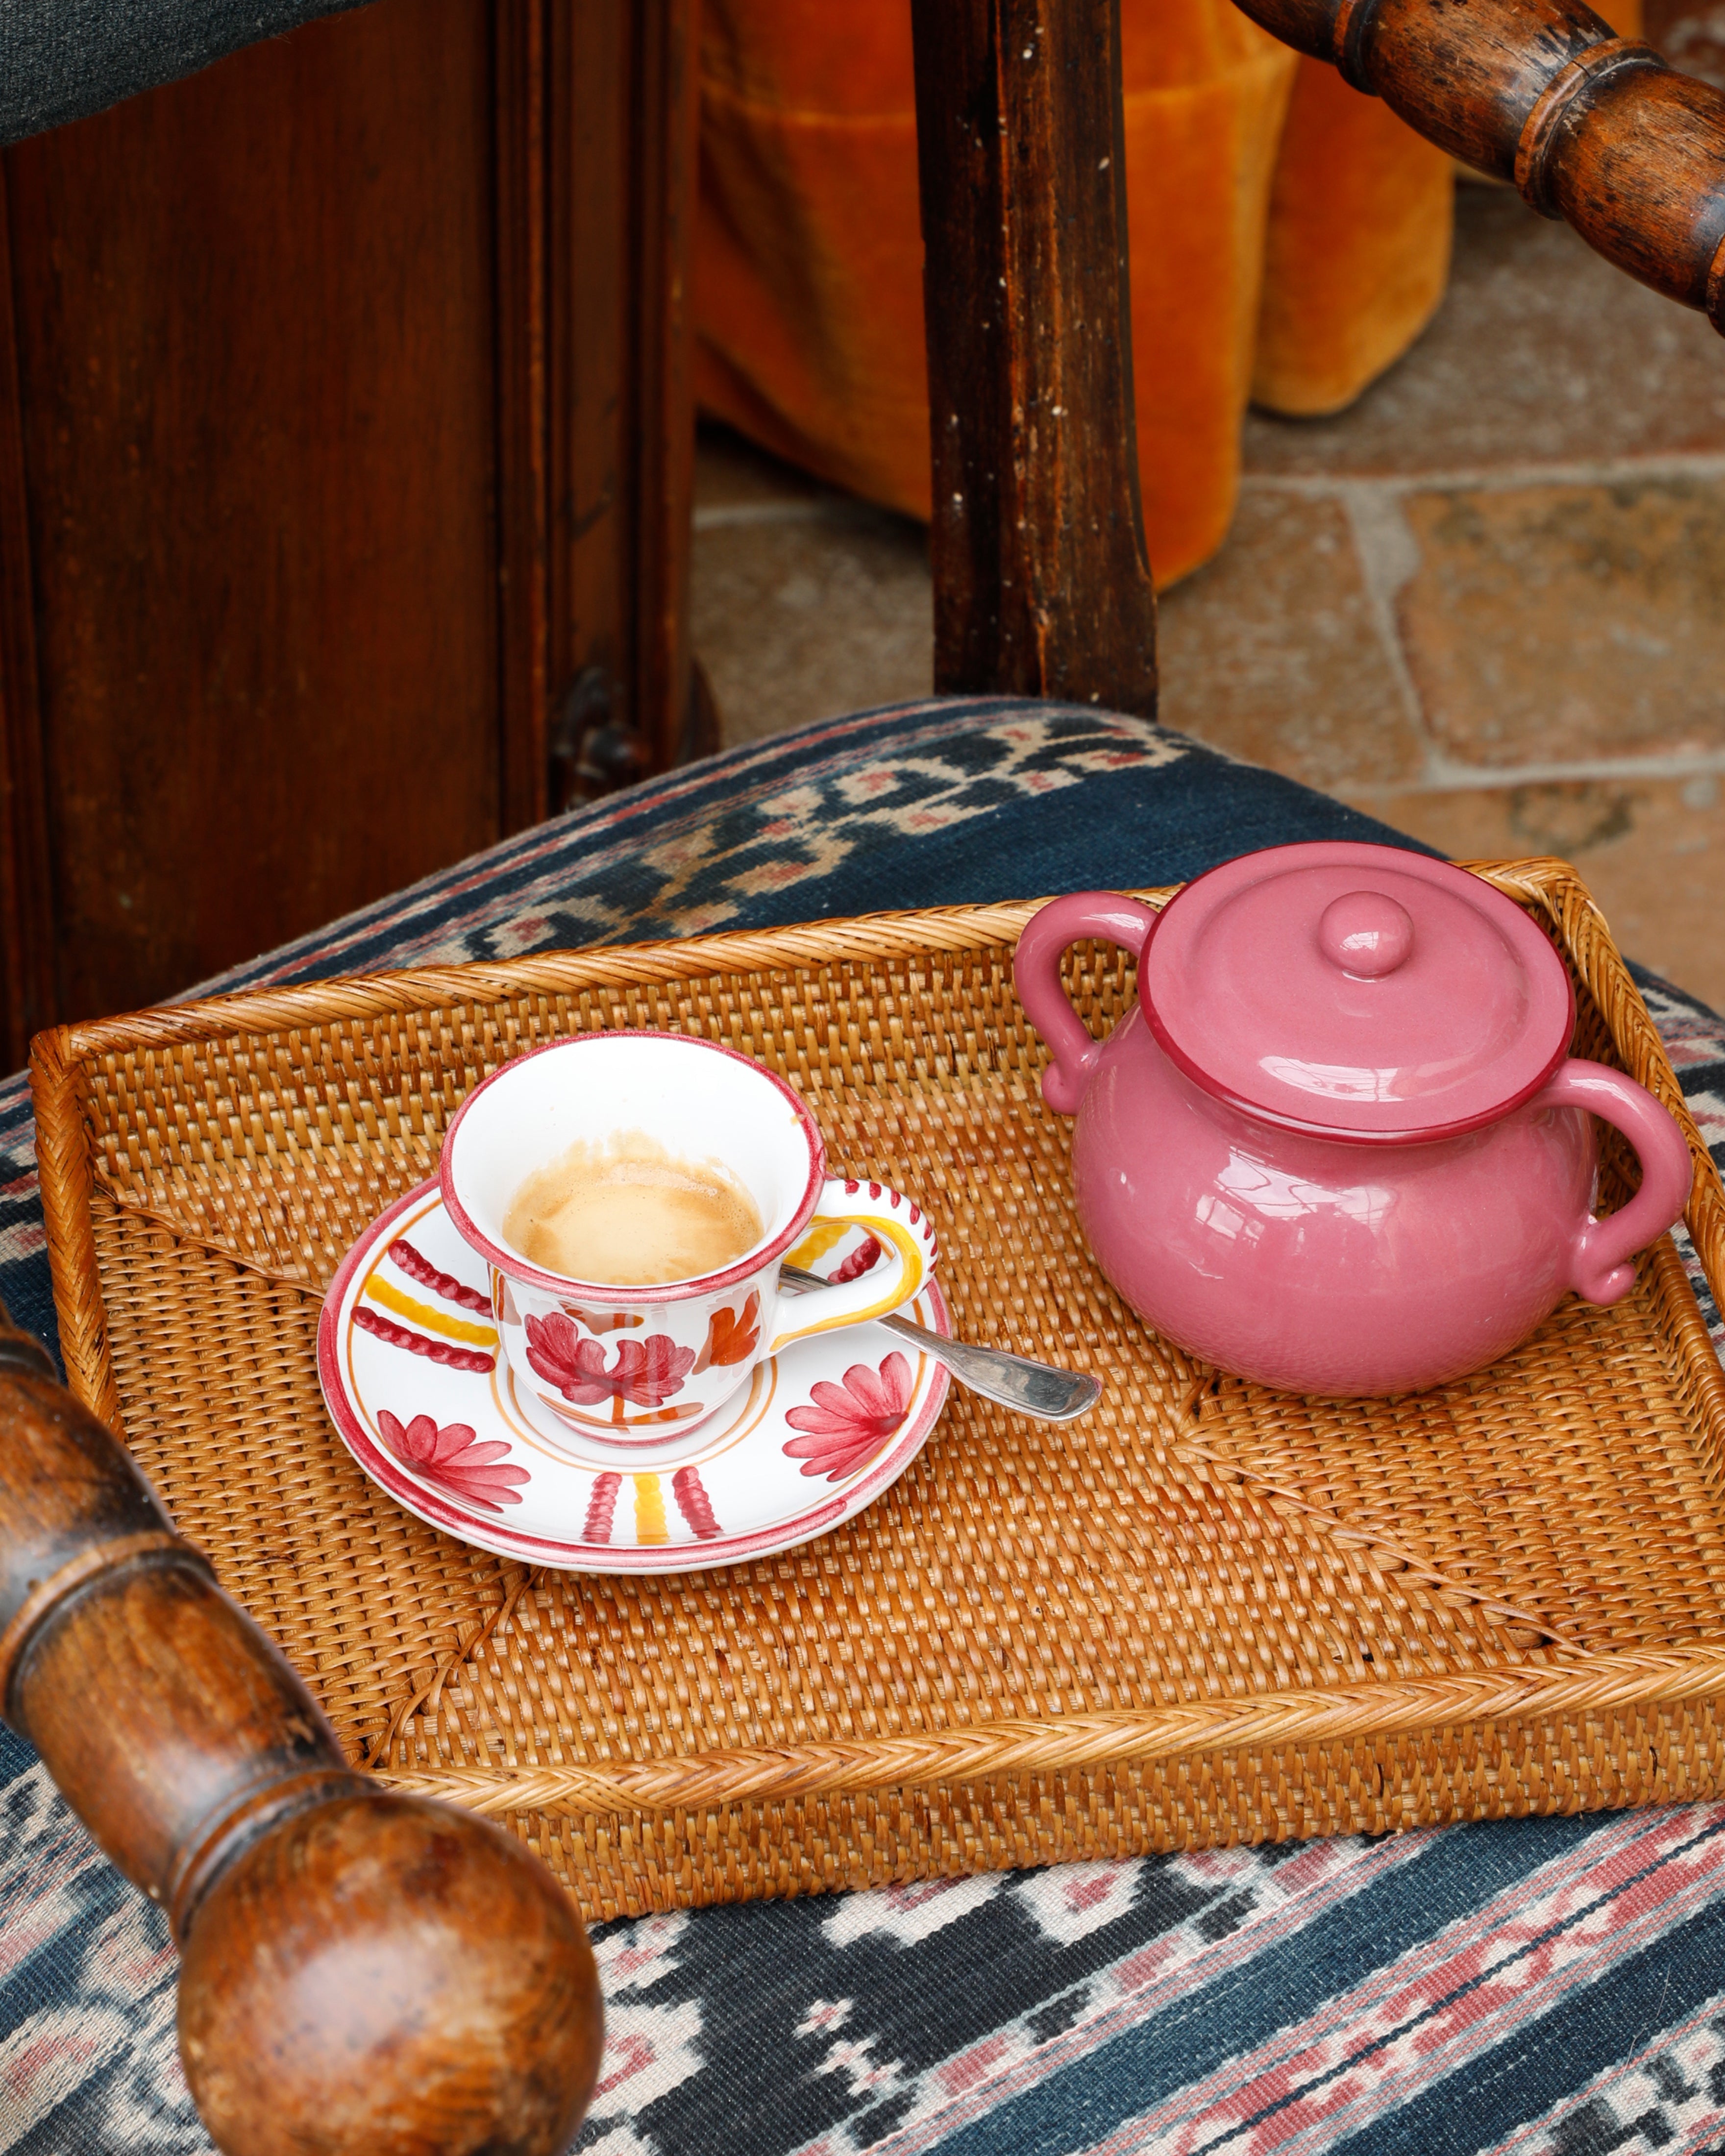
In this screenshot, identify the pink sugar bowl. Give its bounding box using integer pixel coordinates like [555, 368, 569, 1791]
[1014, 842, 1694, 1396]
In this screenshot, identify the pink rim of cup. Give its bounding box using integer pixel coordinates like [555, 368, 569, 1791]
[442, 1031, 826, 1299]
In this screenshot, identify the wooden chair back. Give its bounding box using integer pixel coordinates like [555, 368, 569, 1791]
[909, 0, 1725, 713]
[912, 0, 1159, 716]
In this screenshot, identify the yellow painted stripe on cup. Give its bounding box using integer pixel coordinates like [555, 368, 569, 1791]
[771, 1215, 927, 1348]
[783, 1217, 851, 1272]
[363, 1275, 499, 1348]
[633, 1474, 668, 1545]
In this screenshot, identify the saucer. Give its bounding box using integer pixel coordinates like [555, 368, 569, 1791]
[316, 1179, 952, 1573]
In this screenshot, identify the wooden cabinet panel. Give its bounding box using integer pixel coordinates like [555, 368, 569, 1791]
[549, 0, 700, 803]
[0, 0, 699, 1057]
[5, 0, 504, 1025]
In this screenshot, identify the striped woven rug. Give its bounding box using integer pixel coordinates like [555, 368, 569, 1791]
[2, 700, 1722, 2156]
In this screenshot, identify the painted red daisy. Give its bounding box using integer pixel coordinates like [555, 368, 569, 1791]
[783, 1351, 914, 1481]
[375, 1411, 530, 1512]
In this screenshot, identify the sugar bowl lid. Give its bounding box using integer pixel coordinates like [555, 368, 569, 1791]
[1139, 842, 1575, 1141]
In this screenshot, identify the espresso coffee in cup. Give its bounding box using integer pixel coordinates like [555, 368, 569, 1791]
[501, 1131, 764, 1286]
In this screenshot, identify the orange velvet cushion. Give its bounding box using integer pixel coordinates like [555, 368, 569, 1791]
[694, 1, 1635, 587]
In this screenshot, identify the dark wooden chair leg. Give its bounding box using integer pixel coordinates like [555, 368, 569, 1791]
[910, 0, 1160, 715]
[0, 1310, 601, 2156]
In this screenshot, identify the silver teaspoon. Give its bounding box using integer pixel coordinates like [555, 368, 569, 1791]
[778, 1261, 1103, 1422]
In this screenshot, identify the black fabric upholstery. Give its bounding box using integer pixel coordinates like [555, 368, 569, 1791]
[0, 0, 367, 145]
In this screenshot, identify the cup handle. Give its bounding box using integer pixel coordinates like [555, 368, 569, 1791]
[765, 1177, 938, 1354]
[1012, 892, 1163, 1115]
[1530, 1057, 1695, 1305]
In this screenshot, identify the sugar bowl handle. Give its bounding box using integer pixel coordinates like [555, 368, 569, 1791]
[1532, 1059, 1695, 1304]
[1013, 893, 1162, 1114]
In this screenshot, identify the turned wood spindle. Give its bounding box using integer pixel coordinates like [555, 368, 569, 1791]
[1230, 0, 1725, 332]
[0, 1310, 602, 2156]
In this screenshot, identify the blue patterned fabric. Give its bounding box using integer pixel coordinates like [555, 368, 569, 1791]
[2, 698, 1723, 2155]
[0, 0, 366, 147]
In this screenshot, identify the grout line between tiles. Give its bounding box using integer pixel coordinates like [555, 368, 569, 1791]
[1335, 482, 1432, 765]
[699, 450, 1725, 532]
[694, 497, 895, 533]
[1242, 451, 1725, 498]
[698, 449, 1725, 550]
[1342, 749, 1725, 796]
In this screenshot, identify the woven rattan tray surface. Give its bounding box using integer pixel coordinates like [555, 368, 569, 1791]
[31, 861, 1725, 1920]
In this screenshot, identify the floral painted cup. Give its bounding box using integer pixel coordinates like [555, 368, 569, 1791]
[439, 1030, 936, 1462]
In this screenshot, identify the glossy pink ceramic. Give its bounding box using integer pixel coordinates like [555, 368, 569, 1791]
[1013, 843, 1695, 1396]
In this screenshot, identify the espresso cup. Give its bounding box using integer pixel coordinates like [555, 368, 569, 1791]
[439, 1030, 936, 1461]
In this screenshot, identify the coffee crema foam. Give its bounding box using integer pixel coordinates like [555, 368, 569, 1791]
[501, 1131, 764, 1286]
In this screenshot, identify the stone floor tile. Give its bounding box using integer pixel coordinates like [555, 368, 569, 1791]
[1158, 489, 1424, 791]
[1346, 775, 1725, 1004]
[1243, 186, 1725, 478]
[1393, 475, 1725, 765]
[690, 208, 1725, 1010]
[696, 480, 1429, 790]
[693, 505, 931, 746]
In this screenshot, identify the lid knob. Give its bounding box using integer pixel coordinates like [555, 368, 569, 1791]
[1318, 890, 1415, 979]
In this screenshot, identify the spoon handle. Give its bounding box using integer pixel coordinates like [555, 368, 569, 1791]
[778, 1263, 1102, 1423]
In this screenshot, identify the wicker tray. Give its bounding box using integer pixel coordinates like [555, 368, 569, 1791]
[31, 860, 1725, 1922]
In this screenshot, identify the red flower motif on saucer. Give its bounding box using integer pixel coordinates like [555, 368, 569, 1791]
[375, 1411, 530, 1513]
[524, 1313, 697, 1407]
[783, 1351, 914, 1481]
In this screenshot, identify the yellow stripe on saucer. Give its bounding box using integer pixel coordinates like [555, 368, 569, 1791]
[633, 1475, 668, 1544]
[364, 1275, 498, 1348]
